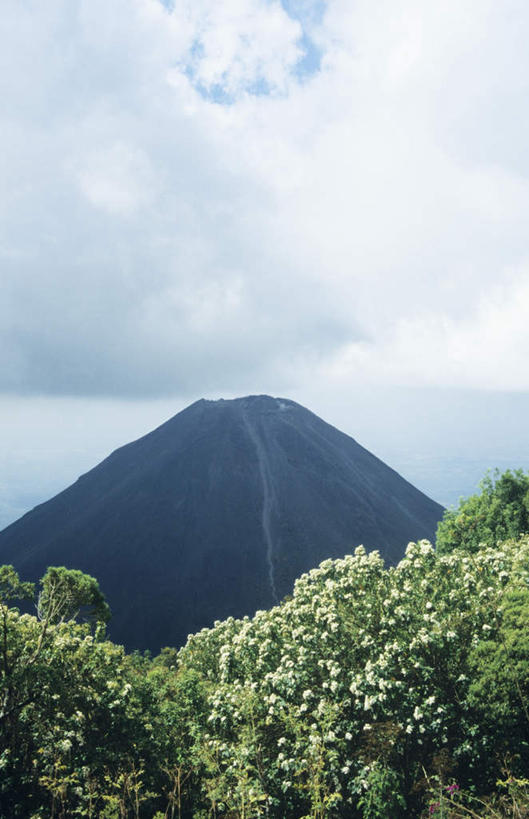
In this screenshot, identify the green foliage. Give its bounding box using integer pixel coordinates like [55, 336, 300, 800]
[355, 762, 406, 818]
[3, 530, 529, 816]
[436, 468, 529, 554]
[424, 769, 529, 817]
[467, 586, 529, 767]
[38, 566, 111, 626]
[0, 602, 208, 816]
[0, 564, 34, 606]
[178, 537, 529, 816]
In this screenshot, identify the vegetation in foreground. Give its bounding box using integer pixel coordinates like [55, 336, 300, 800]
[436, 468, 529, 555]
[1, 471, 529, 817]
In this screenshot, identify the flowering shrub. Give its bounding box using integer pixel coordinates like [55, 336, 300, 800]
[3, 534, 529, 816]
[178, 535, 529, 816]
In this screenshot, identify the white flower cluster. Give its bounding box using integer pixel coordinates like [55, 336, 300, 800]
[177, 535, 529, 810]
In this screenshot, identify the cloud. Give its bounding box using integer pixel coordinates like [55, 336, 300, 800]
[179, 0, 303, 97]
[2, 0, 529, 397]
[358, 266, 529, 391]
[72, 142, 156, 215]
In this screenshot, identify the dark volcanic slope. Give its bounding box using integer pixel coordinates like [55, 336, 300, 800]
[0, 396, 443, 651]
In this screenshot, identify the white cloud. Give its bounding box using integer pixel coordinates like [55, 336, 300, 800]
[177, 0, 303, 96]
[318, 265, 529, 391]
[2, 0, 529, 397]
[73, 142, 156, 214]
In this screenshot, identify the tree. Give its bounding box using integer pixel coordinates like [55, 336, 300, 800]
[436, 468, 529, 554]
[467, 585, 529, 776]
[0, 564, 34, 608]
[38, 566, 110, 626]
[0, 565, 110, 734]
[0, 564, 207, 817]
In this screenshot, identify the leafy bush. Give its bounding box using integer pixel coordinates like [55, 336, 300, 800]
[179, 536, 529, 816]
[3, 533, 529, 816]
[436, 468, 529, 554]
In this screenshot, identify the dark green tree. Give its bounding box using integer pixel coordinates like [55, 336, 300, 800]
[436, 468, 529, 554]
[467, 586, 529, 774]
[0, 564, 34, 607]
[0, 565, 111, 807]
[38, 566, 110, 626]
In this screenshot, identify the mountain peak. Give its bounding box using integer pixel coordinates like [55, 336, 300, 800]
[0, 397, 443, 652]
[202, 394, 297, 411]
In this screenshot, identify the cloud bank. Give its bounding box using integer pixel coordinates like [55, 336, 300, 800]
[2, 0, 529, 396]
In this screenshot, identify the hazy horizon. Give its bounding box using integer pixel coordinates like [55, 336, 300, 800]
[2, 385, 529, 530]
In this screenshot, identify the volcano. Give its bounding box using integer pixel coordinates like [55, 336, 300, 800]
[0, 395, 443, 651]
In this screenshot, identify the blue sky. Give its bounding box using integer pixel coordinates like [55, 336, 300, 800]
[181, 0, 325, 99]
[278, 0, 325, 76]
[1, 0, 529, 524]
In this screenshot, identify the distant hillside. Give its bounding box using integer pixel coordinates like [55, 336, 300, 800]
[0, 395, 444, 651]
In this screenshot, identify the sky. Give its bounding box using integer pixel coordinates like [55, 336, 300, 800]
[2, 0, 529, 526]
